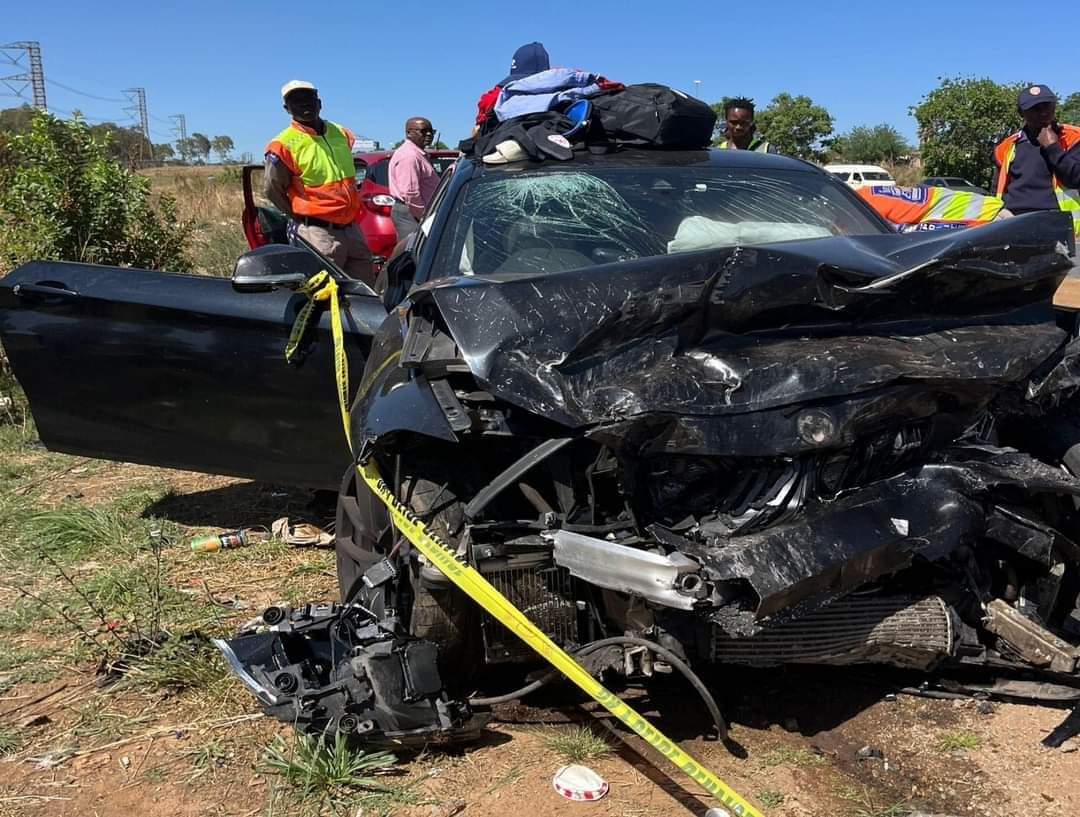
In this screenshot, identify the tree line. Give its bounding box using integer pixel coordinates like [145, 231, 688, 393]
[158, 133, 235, 165]
[0, 105, 238, 169]
[712, 78, 1080, 188]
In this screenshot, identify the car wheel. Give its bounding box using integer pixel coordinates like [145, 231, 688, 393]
[333, 463, 481, 682]
[334, 465, 391, 610]
[398, 474, 482, 678]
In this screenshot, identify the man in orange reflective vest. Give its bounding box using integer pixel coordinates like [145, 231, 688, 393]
[265, 81, 373, 282]
[993, 84, 1080, 236]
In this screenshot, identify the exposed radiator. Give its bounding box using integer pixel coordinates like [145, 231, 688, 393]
[479, 562, 578, 663]
[711, 595, 954, 670]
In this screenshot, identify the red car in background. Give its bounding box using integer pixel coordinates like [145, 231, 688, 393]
[241, 149, 459, 263]
[352, 150, 459, 258]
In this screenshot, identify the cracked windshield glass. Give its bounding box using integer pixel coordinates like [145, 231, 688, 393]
[434, 166, 885, 276]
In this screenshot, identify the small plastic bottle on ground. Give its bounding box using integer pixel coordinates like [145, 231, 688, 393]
[190, 529, 250, 553]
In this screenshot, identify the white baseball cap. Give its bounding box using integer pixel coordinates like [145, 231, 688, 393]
[281, 80, 317, 101]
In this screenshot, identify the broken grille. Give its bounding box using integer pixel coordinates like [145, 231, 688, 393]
[479, 563, 578, 663]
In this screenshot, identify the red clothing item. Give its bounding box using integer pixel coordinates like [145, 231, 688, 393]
[476, 86, 501, 126]
[475, 76, 624, 127]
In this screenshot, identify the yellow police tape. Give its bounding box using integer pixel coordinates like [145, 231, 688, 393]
[288, 273, 763, 817]
[285, 271, 352, 443]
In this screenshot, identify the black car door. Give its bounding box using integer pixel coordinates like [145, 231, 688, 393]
[0, 262, 385, 489]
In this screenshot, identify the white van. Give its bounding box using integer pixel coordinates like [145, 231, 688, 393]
[824, 164, 897, 190]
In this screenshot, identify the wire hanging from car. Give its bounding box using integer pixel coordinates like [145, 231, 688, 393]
[468, 635, 727, 742]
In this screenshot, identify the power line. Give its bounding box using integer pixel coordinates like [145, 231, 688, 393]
[1, 41, 47, 111]
[46, 78, 125, 103]
[49, 105, 122, 124]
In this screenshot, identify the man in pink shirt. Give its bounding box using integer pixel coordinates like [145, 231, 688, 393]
[388, 117, 440, 243]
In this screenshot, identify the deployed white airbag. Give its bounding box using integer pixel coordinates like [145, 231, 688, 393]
[667, 217, 831, 254]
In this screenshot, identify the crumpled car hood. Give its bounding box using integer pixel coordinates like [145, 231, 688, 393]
[416, 212, 1076, 456]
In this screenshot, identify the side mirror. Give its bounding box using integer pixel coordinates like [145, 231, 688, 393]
[232, 245, 328, 292]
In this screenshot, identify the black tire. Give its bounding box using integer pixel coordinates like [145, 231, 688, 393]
[334, 466, 391, 607]
[333, 462, 482, 681]
[399, 475, 482, 675]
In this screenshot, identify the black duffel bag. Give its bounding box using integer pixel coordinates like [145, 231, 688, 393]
[591, 83, 716, 148]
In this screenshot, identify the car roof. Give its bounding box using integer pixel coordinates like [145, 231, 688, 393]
[473, 147, 820, 176]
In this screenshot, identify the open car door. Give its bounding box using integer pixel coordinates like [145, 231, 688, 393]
[242, 164, 288, 249]
[0, 257, 386, 489]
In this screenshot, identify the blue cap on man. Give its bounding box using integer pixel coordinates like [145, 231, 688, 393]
[500, 42, 550, 86]
[1018, 84, 1058, 111]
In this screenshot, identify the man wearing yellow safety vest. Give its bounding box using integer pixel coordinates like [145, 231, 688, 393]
[716, 97, 777, 153]
[993, 84, 1080, 237]
[264, 81, 373, 282]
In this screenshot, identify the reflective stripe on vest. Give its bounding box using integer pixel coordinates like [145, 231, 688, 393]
[922, 188, 1003, 223]
[857, 185, 1004, 229]
[718, 138, 771, 153]
[271, 121, 359, 224]
[994, 126, 1080, 236]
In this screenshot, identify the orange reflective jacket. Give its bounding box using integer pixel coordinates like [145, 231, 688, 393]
[266, 121, 359, 224]
[857, 186, 1003, 231]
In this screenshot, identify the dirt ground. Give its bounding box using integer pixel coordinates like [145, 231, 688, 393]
[1, 456, 1079, 817]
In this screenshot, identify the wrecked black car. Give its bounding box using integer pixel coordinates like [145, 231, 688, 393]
[5, 149, 1080, 741]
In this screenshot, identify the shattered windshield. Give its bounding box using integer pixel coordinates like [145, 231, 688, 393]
[433, 165, 886, 277]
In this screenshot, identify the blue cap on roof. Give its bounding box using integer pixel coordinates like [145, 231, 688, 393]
[501, 42, 550, 86]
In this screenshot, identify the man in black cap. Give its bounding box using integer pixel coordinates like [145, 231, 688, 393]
[992, 84, 1080, 236]
[473, 42, 551, 136]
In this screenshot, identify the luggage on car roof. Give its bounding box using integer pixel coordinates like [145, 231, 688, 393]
[459, 82, 716, 159]
[591, 84, 716, 149]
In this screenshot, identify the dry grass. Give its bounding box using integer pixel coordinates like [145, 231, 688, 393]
[140, 165, 249, 277]
[0, 382, 332, 781]
[757, 744, 827, 768]
[835, 784, 915, 817]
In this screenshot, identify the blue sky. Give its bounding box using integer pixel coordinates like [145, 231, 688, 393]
[4, 1, 1071, 158]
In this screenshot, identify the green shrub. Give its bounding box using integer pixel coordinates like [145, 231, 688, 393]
[0, 112, 195, 273]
